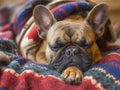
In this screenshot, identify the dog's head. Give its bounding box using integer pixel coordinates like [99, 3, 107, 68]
[33, 3, 115, 73]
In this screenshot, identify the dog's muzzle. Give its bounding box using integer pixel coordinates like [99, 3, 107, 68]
[49, 45, 93, 73]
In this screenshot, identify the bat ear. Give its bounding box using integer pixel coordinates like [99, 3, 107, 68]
[33, 5, 56, 39]
[103, 19, 117, 42]
[86, 3, 109, 39]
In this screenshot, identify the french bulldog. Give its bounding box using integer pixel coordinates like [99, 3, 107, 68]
[19, 1, 117, 84]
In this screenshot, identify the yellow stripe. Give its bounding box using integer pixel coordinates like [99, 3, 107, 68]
[88, 0, 97, 5]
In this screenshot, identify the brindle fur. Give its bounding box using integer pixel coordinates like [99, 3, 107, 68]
[32, 2, 116, 84]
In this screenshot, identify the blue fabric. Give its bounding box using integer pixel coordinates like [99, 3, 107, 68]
[8, 57, 61, 77]
[51, 2, 94, 20]
[15, 1, 94, 34]
[92, 60, 120, 80]
[15, 0, 50, 34]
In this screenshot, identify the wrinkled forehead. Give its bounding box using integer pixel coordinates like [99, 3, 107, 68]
[55, 22, 80, 37]
[47, 21, 92, 37]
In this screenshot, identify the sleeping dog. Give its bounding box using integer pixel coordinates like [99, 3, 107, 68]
[17, 0, 117, 84]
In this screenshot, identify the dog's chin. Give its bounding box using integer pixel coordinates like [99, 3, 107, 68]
[49, 45, 93, 73]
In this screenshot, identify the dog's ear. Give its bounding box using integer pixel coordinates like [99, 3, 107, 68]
[33, 5, 56, 39]
[103, 19, 117, 42]
[86, 3, 109, 39]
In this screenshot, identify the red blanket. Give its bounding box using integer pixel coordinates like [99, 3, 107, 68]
[0, 53, 120, 90]
[0, 0, 120, 90]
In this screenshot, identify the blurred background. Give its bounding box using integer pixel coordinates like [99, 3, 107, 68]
[0, 0, 120, 23]
[95, 0, 120, 24]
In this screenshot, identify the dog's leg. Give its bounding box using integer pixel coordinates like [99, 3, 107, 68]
[92, 43, 102, 62]
[36, 52, 48, 64]
[36, 41, 48, 64]
[61, 66, 83, 84]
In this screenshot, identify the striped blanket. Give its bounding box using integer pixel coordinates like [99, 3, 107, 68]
[0, 0, 120, 90]
[0, 52, 120, 90]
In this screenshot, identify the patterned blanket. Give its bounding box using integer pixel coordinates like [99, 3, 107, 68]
[0, 0, 120, 90]
[0, 46, 120, 90]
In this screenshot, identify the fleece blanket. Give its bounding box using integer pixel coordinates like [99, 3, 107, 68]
[0, 0, 120, 90]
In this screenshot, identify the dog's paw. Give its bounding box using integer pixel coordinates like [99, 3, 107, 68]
[61, 66, 83, 84]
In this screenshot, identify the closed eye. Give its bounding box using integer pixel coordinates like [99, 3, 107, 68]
[49, 37, 65, 52]
[83, 42, 93, 48]
[79, 37, 93, 49]
[49, 44, 60, 52]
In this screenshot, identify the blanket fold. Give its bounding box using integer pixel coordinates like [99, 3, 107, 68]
[0, 53, 120, 90]
[0, 0, 120, 90]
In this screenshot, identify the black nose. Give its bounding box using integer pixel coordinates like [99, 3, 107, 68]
[65, 47, 79, 57]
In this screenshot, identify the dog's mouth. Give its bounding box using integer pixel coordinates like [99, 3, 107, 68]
[49, 45, 93, 73]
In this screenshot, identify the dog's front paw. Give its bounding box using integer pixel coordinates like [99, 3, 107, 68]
[61, 66, 83, 84]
